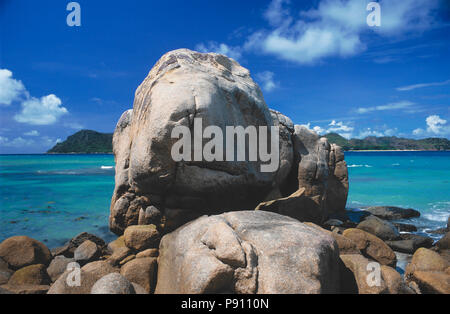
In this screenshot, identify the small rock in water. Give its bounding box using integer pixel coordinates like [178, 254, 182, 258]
[364, 206, 420, 220]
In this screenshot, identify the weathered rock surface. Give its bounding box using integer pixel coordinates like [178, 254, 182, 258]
[124, 225, 160, 251]
[47, 261, 118, 294]
[386, 234, 433, 254]
[0, 236, 52, 269]
[91, 273, 135, 294]
[46, 256, 74, 282]
[55, 232, 106, 258]
[405, 248, 450, 294]
[357, 215, 400, 241]
[120, 257, 157, 293]
[435, 232, 450, 250]
[109, 49, 348, 234]
[0, 258, 13, 285]
[8, 264, 51, 286]
[305, 222, 360, 255]
[155, 211, 340, 294]
[343, 228, 397, 267]
[74, 240, 101, 265]
[364, 206, 420, 220]
[0, 284, 50, 294]
[340, 254, 413, 294]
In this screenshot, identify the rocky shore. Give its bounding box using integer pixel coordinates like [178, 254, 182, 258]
[0, 206, 448, 294]
[1, 49, 448, 294]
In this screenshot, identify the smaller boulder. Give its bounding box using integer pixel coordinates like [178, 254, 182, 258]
[405, 248, 449, 275]
[0, 236, 52, 269]
[392, 222, 417, 232]
[364, 206, 420, 220]
[357, 216, 400, 241]
[408, 271, 450, 294]
[435, 232, 450, 250]
[106, 247, 132, 266]
[343, 228, 397, 267]
[124, 225, 160, 251]
[74, 240, 101, 265]
[91, 273, 135, 294]
[136, 248, 159, 259]
[107, 236, 126, 254]
[120, 257, 157, 293]
[255, 188, 322, 224]
[47, 256, 75, 282]
[8, 264, 51, 286]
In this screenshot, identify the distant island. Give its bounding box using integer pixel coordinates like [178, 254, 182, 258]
[47, 130, 113, 154]
[47, 129, 450, 154]
[324, 133, 450, 151]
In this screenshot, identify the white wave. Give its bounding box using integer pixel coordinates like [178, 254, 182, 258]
[423, 203, 450, 222]
[101, 166, 114, 169]
[392, 163, 400, 166]
[348, 164, 373, 168]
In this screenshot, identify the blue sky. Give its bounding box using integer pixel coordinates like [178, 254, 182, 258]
[1, 0, 449, 153]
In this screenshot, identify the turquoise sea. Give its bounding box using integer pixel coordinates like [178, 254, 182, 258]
[0, 152, 449, 248]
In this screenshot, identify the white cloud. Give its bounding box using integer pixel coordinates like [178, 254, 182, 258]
[245, 0, 439, 64]
[396, 79, 450, 91]
[426, 115, 448, 134]
[356, 101, 415, 114]
[0, 136, 35, 148]
[0, 69, 26, 106]
[413, 115, 450, 137]
[14, 94, 68, 125]
[195, 42, 242, 60]
[305, 120, 354, 139]
[357, 127, 397, 138]
[24, 130, 40, 136]
[255, 71, 277, 92]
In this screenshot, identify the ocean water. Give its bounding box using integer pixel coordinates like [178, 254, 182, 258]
[0, 154, 116, 248]
[346, 151, 450, 240]
[0, 152, 449, 248]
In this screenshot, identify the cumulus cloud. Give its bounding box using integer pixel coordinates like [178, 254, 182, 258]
[396, 79, 450, 91]
[413, 115, 450, 136]
[244, 0, 440, 64]
[24, 130, 40, 136]
[356, 100, 416, 114]
[195, 42, 242, 60]
[1, 68, 69, 126]
[305, 120, 354, 139]
[14, 94, 68, 125]
[255, 71, 277, 92]
[0, 69, 26, 106]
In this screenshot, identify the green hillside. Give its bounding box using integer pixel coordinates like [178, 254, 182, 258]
[47, 130, 113, 153]
[324, 133, 450, 151]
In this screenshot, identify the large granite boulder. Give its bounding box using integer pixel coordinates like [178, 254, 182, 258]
[109, 49, 349, 234]
[155, 211, 340, 294]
